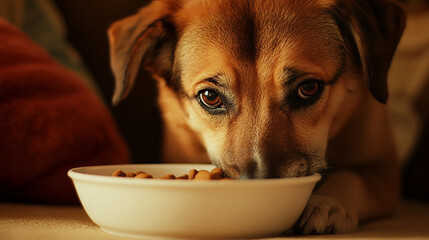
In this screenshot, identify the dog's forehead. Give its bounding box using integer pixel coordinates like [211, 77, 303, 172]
[178, 0, 342, 64]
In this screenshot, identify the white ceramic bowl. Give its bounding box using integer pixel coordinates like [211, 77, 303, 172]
[68, 164, 320, 239]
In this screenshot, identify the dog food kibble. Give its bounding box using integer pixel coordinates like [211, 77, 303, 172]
[210, 168, 224, 179]
[112, 168, 230, 180]
[194, 170, 211, 180]
[177, 174, 189, 179]
[188, 169, 198, 179]
[112, 169, 126, 177]
[135, 173, 153, 179]
[126, 172, 137, 178]
[160, 174, 176, 179]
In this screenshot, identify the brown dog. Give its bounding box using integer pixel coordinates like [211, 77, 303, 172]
[108, 0, 406, 234]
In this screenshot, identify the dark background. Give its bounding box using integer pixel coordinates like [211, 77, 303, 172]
[53, 0, 162, 164]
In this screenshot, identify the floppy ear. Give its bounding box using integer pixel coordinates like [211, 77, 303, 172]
[332, 0, 406, 103]
[108, 1, 180, 105]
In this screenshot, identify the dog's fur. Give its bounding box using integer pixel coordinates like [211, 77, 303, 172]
[108, 0, 406, 234]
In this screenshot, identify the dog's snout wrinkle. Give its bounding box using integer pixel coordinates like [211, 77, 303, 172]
[223, 160, 259, 179]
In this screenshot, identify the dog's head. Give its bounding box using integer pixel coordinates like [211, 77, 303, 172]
[108, 0, 405, 178]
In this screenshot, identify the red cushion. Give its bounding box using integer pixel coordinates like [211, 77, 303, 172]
[0, 18, 130, 204]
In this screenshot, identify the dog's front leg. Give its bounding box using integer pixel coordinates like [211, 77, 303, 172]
[295, 193, 356, 234]
[294, 170, 365, 234]
[295, 165, 399, 234]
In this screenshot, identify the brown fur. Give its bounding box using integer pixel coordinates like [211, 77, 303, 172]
[108, 0, 406, 234]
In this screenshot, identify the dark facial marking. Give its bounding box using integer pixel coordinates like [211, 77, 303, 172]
[200, 0, 259, 62]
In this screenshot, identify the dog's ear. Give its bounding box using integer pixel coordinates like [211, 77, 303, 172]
[332, 0, 406, 103]
[108, 1, 180, 105]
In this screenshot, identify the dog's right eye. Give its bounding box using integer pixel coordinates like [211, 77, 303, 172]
[198, 89, 223, 109]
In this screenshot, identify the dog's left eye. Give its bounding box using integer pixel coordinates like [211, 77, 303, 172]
[198, 89, 223, 109]
[297, 81, 320, 99]
[290, 79, 325, 109]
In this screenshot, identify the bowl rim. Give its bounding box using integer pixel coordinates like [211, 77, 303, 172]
[68, 164, 321, 188]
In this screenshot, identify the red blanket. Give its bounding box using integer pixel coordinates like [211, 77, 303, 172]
[0, 18, 130, 204]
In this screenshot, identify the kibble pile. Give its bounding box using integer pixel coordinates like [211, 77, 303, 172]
[112, 168, 231, 180]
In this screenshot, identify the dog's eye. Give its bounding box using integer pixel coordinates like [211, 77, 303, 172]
[199, 89, 223, 109]
[297, 81, 320, 99]
[289, 79, 325, 109]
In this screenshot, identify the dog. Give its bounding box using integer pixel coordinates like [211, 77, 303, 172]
[108, 0, 406, 234]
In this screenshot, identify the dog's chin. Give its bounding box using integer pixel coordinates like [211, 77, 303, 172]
[212, 157, 328, 180]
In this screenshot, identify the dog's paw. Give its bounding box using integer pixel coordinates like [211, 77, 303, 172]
[294, 194, 358, 234]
